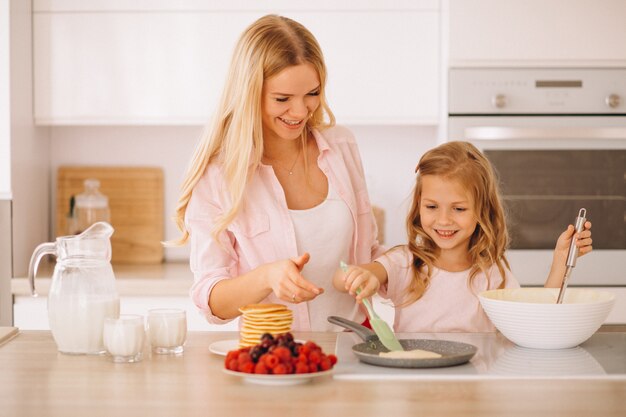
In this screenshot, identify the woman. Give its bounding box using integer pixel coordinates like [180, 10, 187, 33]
[173, 14, 384, 331]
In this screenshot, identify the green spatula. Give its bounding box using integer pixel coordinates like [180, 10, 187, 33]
[340, 261, 404, 352]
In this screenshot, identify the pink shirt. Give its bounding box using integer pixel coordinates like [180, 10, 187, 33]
[185, 125, 385, 330]
[376, 246, 520, 332]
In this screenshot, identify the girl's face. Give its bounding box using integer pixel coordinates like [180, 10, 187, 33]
[261, 63, 321, 143]
[419, 175, 478, 258]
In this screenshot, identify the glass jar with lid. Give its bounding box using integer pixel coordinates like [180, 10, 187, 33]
[72, 179, 111, 234]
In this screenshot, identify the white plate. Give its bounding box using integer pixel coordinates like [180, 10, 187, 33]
[209, 338, 306, 356]
[209, 339, 241, 356]
[223, 368, 333, 386]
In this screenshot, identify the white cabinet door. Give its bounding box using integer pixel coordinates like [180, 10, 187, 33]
[34, 12, 254, 125]
[34, 8, 439, 125]
[449, 0, 626, 66]
[298, 11, 439, 125]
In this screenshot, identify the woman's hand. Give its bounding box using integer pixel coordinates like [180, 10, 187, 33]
[263, 253, 324, 304]
[335, 264, 381, 303]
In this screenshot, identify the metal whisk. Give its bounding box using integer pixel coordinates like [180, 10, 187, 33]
[556, 208, 587, 304]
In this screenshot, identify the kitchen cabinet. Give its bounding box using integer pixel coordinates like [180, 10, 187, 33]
[33, 0, 440, 125]
[448, 0, 626, 67]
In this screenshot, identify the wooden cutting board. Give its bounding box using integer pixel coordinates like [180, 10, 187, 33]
[57, 166, 164, 264]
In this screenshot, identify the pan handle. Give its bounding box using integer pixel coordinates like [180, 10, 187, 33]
[327, 316, 378, 342]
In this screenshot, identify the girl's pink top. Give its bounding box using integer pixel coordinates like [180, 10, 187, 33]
[376, 246, 520, 332]
[185, 125, 384, 330]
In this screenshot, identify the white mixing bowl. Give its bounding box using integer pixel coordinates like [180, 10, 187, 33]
[479, 288, 615, 349]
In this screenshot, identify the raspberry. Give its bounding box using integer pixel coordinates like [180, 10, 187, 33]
[223, 334, 337, 374]
[238, 361, 255, 374]
[225, 350, 240, 364]
[262, 353, 279, 369]
[299, 345, 311, 356]
[308, 350, 321, 365]
[254, 362, 269, 374]
[305, 341, 320, 351]
[273, 346, 292, 363]
[295, 362, 309, 374]
[273, 364, 288, 375]
[319, 357, 332, 371]
[226, 358, 239, 371]
[238, 352, 252, 364]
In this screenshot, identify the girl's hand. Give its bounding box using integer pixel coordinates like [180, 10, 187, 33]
[546, 221, 593, 288]
[555, 220, 593, 263]
[263, 253, 324, 304]
[337, 264, 380, 303]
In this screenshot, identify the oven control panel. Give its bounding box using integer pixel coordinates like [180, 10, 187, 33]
[449, 68, 626, 115]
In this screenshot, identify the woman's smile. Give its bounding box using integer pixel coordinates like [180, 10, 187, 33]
[262, 63, 320, 142]
[278, 116, 305, 128]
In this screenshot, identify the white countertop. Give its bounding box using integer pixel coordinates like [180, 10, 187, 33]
[334, 331, 626, 380]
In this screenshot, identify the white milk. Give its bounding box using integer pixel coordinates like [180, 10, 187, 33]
[147, 309, 187, 353]
[103, 315, 145, 361]
[48, 294, 120, 354]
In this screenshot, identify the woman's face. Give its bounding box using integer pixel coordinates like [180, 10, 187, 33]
[419, 175, 478, 256]
[261, 63, 321, 143]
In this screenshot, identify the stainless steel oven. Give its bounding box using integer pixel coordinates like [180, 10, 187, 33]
[447, 68, 626, 286]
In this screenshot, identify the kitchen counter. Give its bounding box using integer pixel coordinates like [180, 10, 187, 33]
[1, 330, 625, 417]
[12, 260, 194, 297]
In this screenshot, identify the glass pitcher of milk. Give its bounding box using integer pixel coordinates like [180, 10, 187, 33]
[28, 222, 120, 355]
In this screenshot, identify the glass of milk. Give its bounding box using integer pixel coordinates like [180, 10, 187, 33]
[103, 315, 145, 363]
[147, 309, 187, 355]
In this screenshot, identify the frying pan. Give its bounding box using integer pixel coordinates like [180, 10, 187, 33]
[328, 316, 478, 368]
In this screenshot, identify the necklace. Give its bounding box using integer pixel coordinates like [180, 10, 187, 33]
[266, 145, 302, 175]
[287, 146, 302, 175]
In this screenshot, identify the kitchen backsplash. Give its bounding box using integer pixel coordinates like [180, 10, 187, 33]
[48, 125, 439, 261]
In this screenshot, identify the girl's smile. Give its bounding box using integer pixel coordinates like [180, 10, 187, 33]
[434, 229, 458, 239]
[419, 175, 478, 262]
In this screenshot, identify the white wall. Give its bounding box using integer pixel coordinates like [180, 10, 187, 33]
[48, 125, 439, 260]
[0, 0, 10, 197]
[10, 0, 50, 276]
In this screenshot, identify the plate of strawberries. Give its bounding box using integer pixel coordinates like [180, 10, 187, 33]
[223, 332, 337, 385]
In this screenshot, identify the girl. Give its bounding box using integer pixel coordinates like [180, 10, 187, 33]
[172, 15, 384, 331]
[334, 141, 592, 332]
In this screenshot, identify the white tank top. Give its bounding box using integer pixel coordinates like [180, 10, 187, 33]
[288, 184, 361, 331]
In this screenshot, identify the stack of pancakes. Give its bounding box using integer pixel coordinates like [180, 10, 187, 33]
[238, 303, 293, 348]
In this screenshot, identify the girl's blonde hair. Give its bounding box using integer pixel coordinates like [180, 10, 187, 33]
[400, 141, 510, 306]
[171, 15, 335, 245]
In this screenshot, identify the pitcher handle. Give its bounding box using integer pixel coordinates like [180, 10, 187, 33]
[28, 242, 57, 297]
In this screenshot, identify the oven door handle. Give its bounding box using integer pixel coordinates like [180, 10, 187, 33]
[464, 126, 626, 141]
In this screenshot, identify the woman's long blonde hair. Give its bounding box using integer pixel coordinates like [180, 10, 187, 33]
[171, 15, 335, 245]
[400, 141, 510, 306]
